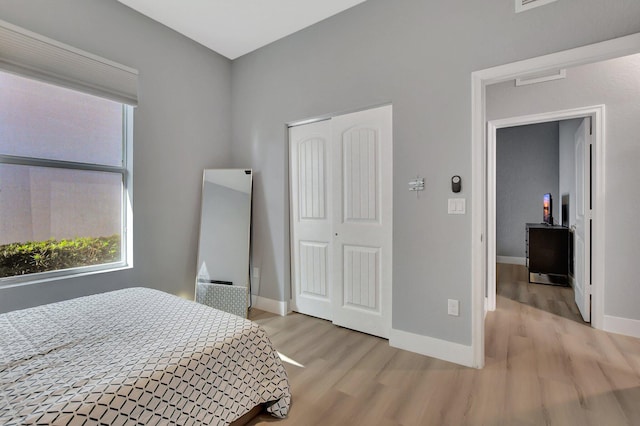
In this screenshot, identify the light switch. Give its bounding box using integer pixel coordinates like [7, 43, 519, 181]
[448, 198, 466, 214]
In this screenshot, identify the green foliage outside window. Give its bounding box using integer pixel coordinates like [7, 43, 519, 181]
[0, 235, 121, 278]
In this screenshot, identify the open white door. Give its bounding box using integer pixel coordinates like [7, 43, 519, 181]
[573, 117, 591, 322]
[289, 120, 333, 321]
[331, 106, 392, 338]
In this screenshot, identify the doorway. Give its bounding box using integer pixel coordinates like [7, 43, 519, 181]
[486, 109, 599, 325]
[288, 104, 393, 339]
[470, 33, 640, 368]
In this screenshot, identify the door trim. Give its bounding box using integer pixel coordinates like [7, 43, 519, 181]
[471, 31, 640, 369]
[486, 106, 604, 321]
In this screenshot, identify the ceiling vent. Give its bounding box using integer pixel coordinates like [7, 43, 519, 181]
[516, 0, 559, 13]
[515, 69, 566, 86]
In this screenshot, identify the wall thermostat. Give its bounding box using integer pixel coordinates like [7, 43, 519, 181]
[452, 175, 461, 193]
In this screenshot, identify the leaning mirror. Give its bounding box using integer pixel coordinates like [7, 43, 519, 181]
[195, 169, 252, 318]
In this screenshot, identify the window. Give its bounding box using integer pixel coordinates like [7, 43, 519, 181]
[0, 20, 138, 284]
[0, 70, 132, 282]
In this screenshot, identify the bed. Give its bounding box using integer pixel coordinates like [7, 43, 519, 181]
[0, 287, 290, 425]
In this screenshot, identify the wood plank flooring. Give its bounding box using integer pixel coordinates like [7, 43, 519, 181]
[247, 264, 640, 425]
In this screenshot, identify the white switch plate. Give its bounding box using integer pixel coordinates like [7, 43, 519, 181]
[448, 299, 459, 316]
[252, 267, 260, 277]
[448, 198, 466, 214]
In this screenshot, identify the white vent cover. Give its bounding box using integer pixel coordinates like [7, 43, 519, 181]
[515, 69, 566, 86]
[516, 0, 559, 13]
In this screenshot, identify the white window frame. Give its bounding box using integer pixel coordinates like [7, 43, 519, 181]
[0, 103, 134, 287]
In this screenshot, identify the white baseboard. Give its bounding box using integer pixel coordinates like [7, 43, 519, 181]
[389, 328, 475, 368]
[603, 315, 640, 339]
[496, 256, 526, 265]
[251, 295, 288, 316]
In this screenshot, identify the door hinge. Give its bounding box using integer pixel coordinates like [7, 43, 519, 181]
[589, 117, 593, 135]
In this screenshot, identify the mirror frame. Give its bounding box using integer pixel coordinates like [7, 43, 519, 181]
[195, 169, 253, 294]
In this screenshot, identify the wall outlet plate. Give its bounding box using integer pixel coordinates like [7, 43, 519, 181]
[448, 299, 460, 316]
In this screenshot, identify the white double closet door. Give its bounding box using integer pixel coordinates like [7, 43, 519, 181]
[289, 105, 392, 339]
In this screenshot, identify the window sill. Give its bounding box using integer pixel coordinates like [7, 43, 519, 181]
[0, 263, 132, 290]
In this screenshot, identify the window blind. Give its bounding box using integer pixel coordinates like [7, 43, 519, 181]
[0, 19, 138, 106]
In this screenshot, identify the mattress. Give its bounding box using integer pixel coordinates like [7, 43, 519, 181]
[0, 287, 290, 425]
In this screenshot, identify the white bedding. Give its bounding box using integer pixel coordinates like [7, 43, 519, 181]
[0, 287, 290, 425]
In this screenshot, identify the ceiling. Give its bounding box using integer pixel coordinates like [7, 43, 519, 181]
[117, 0, 368, 60]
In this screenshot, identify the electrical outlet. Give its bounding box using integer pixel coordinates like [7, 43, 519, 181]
[252, 267, 260, 278]
[448, 299, 459, 316]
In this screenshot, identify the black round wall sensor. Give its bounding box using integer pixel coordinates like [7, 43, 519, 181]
[452, 175, 461, 193]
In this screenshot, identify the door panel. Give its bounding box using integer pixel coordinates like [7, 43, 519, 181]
[343, 245, 379, 311]
[343, 128, 379, 222]
[299, 137, 327, 220]
[332, 105, 392, 338]
[299, 241, 329, 298]
[290, 120, 333, 320]
[574, 117, 591, 322]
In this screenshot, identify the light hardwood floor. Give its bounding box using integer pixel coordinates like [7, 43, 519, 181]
[247, 264, 640, 425]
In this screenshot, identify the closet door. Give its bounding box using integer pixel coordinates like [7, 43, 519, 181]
[289, 105, 392, 338]
[289, 120, 333, 321]
[331, 105, 392, 338]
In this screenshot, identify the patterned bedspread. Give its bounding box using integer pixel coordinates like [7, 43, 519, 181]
[0, 287, 290, 425]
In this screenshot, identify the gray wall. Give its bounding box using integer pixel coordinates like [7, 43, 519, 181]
[487, 54, 640, 321]
[559, 118, 582, 228]
[496, 123, 559, 258]
[0, 0, 232, 312]
[231, 0, 640, 344]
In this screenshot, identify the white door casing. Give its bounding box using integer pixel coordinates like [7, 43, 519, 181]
[574, 117, 591, 322]
[473, 32, 635, 369]
[289, 120, 333, 321]
[289, 105, 393, 339]
[331, 106, 393, 338]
